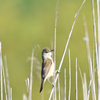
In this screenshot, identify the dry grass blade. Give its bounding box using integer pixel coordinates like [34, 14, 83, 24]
[25, 78, 29, 93]
[83, 73, 87, 100]
[23, 94, 27, 100]
[64, 68, 66, 100]
[87, 77, 92, 100]
[96, 0, 100, 99]
[2, 64, 7, 100]
[58, 76, 60, 100]
[48, 1, 86, 100]
[91, 0, 98, 67]
[10, 88, 12, 100]
[91, 0, 99, 98]
[54, 0, 59, 65]
[25, 45, 39, 100]
[4, 56, 10, 100]
[79, 67, 91, 100]
[0, 42, 3, 100]
[93, 42, 95, 73]
[75, 58, 78, 100]
[53, 0, 60, 100]
[79, 67, 84, 100]
[83, 16, 96, 100]
[28, 49, 34, 100]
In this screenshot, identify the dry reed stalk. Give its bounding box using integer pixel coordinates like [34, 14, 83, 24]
[64, 68, 66, 100]
[68, 49, 71, 100]
[48, 1, 86, 100]
[53, 0, 59, 100]
[25, 78, 29, 94]
[91, 0, 98, 66]
[83, 73, 87, 100]
[79, 67, 84, 100]
[4, 56, 11, 100]
[79, 67, 90, 100]
[87, 79, 92, 100]
[91, 0, 99, 99]
[96, 0, 100, 99]
[2, 63, 7, 100]
[23, 93, 27, 100]
[79, 67, 96, 100]
[58, 75, 60, 100]
[75, 58, 78, 100]
[10, 88, 12, 100]
[83, 16, 96, 100]
[96, 0, 100, 37]
[0, 42, 3, 100]
[79, 67, 97, 100]
[92, 41, 96, 91]
[54, 0, 59, 69]
[93, 42, 95, 73]
[88, 71, 96, 100]
[87, 68, 97, 100]
[28, 49, 34, 100]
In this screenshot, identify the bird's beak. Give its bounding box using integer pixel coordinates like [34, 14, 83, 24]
[50, 50, 54, 52]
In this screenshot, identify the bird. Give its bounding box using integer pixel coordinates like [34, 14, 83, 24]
[39, 47, 54, 93]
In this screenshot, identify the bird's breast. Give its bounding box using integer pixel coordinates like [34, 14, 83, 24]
[45, 62, 54, 81]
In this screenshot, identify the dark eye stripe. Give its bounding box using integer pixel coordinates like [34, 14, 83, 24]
[43, 50, 48, 53]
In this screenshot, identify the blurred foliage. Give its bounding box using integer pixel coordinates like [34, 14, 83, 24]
[0, 0, 97, 100]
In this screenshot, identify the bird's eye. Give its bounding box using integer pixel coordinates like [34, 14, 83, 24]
[43, 50, 47, 53]
[45, 50, 48, 53]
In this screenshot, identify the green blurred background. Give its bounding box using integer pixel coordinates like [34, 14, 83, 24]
[0, 0, 97, 100]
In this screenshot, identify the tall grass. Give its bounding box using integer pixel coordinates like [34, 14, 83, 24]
[0, 0, 100, 100]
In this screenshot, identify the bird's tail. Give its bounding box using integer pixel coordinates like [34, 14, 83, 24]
[39, 80, 44, 93]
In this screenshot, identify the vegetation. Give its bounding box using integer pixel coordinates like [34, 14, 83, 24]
[0, 0, 100, 100]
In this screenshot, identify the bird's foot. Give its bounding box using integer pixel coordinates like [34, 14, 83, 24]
[47, 79, 55, 88]
[55, 70, 60, 74]
[52, 84, 54, 88]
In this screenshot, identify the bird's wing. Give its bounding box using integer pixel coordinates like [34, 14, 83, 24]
[41, 59, 52, 80]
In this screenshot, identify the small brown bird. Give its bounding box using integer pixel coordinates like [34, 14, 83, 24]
[39, 47, 54, 93]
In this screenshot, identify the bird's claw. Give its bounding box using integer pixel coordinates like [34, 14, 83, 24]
[52, 84, 54, 88]
[55, 70, 60, 74]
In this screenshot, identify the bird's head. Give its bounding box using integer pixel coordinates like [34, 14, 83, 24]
[42, 47, 54, 60]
